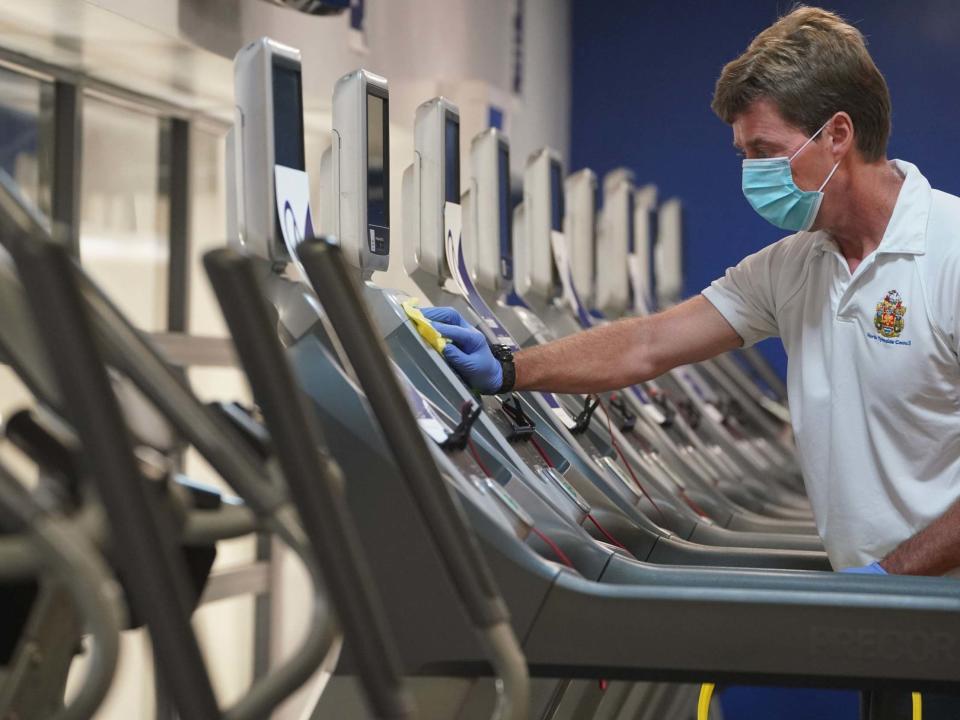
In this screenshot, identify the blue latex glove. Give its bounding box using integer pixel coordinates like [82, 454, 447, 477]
[841, 561, 887, 575]
[421, 306, 503, 394]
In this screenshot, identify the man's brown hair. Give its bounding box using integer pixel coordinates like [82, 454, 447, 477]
[712, 6, 891, 161]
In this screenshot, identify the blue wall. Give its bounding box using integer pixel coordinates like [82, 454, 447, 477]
[571, 0, 960, 379]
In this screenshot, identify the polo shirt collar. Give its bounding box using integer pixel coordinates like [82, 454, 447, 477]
[811, 159, 931, 257]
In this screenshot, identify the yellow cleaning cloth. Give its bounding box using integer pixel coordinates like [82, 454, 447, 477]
[402, 299, 448, 354]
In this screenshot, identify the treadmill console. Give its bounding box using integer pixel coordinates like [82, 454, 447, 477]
[230, 37, 306, 265]
[405, 96, 462, 282]
[331, 69, 391, 273]
[464, 128, 513, 293]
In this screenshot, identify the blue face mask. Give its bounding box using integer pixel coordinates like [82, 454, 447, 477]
[741, 119, 840, 232]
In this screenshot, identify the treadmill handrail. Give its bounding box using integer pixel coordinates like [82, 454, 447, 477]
[204, 247, 416, 720]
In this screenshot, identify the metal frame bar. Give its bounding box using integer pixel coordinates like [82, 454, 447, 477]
[200, 562, 272, 605]
[0, 46, 229, 127]
[50, 81, 82, 256]
[166, 117, 191, 333]
[0, 44, 234, 343]
[253, 533, 273, 683]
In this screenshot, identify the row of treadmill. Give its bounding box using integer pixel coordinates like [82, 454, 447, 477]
[0, 33, 957, 720]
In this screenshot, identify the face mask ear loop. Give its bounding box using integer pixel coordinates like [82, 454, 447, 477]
[789, 117, 833, 163]
[818, 160, 841, 192]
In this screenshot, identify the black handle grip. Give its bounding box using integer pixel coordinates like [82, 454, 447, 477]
[9, 236, 221, 720]
[297, 237, 509, 630]
[203, 247, 415, 720]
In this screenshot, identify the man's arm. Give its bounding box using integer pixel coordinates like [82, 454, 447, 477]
[879, 499, 960, 575]
[514, 296, 742, 394]
[422, 296, 742, 395]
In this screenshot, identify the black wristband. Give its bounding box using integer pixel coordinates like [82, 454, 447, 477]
[490, 344, 516, 394]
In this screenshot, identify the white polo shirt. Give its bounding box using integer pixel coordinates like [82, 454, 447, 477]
[702, 160, 960, 571]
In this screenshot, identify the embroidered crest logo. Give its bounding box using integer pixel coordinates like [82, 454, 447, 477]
[874, 289, 906, 338]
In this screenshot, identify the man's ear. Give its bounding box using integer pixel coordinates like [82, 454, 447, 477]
[827, 111, 855, 160]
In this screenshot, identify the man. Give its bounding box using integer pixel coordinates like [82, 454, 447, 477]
[426, 6, 960, 716]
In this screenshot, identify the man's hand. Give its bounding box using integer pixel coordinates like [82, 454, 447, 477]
[422, 307, 503, 394]
[841, 561, 888, 575]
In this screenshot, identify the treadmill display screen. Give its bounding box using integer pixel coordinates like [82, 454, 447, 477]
[366, 90, 389, 255]
[498, 141, 512, 280]
[272, 59, 305, 171]
[549, 159, 564, 232]
[445, 112, 460, 204]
